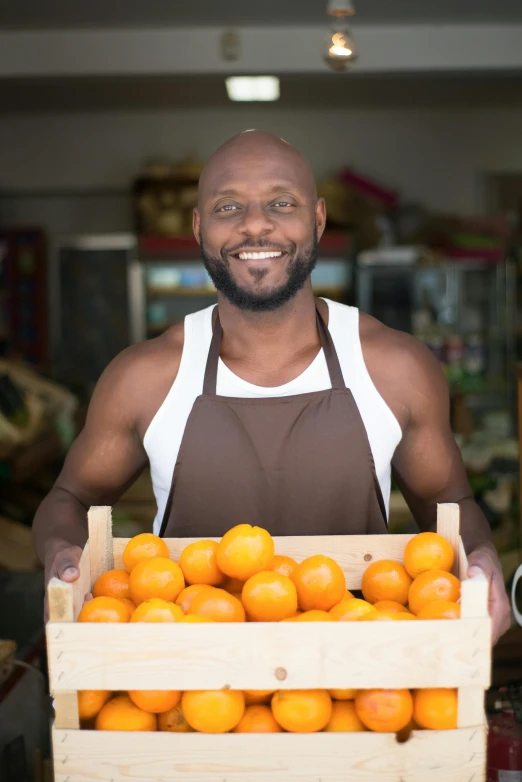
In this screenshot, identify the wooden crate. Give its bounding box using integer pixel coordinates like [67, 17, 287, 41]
[46, 503, 491, 782]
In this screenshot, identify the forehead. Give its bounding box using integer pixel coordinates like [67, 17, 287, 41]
[201, 145, 312, 200]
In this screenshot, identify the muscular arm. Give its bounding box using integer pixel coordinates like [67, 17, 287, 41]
[389, 337, 492, 553]
[32, 346, 156, 593]
[366, 326, 510, 642]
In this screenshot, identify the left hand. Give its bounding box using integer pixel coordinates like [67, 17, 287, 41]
[467, 546, 511, 645]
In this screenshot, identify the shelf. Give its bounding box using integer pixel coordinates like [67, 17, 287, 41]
[139, 231, 352, 260]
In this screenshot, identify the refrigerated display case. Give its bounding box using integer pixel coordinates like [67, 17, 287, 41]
[355, 259, 515, 416]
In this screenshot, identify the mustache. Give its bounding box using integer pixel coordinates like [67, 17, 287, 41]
[221, 238, 294, 258]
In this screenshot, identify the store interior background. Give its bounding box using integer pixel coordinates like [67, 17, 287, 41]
[1, 1, 522, 776]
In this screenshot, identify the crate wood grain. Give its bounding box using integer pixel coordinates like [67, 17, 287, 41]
[46, 502, 492, 782]
[46, 618, 490, 692]
[52, 726, 486, 782]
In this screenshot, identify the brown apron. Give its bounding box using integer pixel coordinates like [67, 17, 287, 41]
[160, 304, 387, 538]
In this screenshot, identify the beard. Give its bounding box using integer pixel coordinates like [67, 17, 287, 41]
[200, 229, 318, 312]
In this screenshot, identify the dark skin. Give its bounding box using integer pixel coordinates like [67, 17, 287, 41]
[33, 131, 510, 642]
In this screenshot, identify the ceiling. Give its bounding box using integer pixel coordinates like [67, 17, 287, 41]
[2, 0, 522, 30]
[2, 72, 522, 113]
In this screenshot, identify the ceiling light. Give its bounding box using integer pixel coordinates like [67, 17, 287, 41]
[323, 0, 358, 73]
[225, 76, 280, 102]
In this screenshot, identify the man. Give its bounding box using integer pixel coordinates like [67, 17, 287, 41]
[33, 130, 510, 642]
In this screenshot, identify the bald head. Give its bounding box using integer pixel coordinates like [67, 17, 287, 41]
[193, 130, 326, 312]
[198, 130, 317, 207]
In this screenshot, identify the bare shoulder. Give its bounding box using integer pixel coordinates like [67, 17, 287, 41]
[358, 312, 449, 432]
[90, 322, 185, 440]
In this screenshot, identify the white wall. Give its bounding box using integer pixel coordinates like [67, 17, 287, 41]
[1, 106, 522, 231]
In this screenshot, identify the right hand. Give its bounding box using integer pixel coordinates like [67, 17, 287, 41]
[44, 541, 84, 622]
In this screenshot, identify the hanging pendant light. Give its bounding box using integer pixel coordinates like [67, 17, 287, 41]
[323, 0, 358, 73]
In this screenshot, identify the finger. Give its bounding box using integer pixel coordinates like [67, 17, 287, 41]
[54, 548, 82, 581]
[84, 592, 93, 605]
[467, 564, 492, 582]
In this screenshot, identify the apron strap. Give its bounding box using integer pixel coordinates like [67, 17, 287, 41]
[203, 302, 347, 395]
[203, 310, 222, 395]
[315, 305, 346, 391]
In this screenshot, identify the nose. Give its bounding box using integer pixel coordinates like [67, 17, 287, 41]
[237, 201, 276, 239]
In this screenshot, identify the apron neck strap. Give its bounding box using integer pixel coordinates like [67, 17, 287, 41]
[203, 302, 346, 395]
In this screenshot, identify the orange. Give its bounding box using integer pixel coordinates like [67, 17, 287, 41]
[222, 577, 245, 597]
[178, 539, 225, 586]
[355, 689, 413, 733]
[217, 524, 275, 581]
[272, 555, 298, 581]
[324, 700, 367, 732]
[93, 569, 130, 600]
[361, 560, 412, 606]
[129, 557, 185, 605]
[188, 587, 245, 622]
[329, 597, 378, 621]
[95, 693, 157, 731]
[119, 598, 136, 614]
[78, 690, 111, 721]
[413, 688, 457, 730]
[416, 601, 461, 620]
[363, 610, 397, 621]
[328, 689, 357, 700]
[394, 612, 417, 620]
[241, 571, 297, 622]
[179, 614, 213, 623]
[233, 704, 282, 733]
[294, 555, 346, 611]
[78, 596, 130, 623]
[123, 533, 169, 573]
[373, 600, 411, 615]
[182, 690, 245, 733]
[176, 584, 210, 613]
[408, 570, 461, 615]
[130, 598, 184, 623]
[244, 690, 275, 706]
[271, 689, 332, 733]
[296, 610, 333, 621]
[158, 703, 194, 732]
[128, 690, 181, 714]
[403, 532, 454, 579]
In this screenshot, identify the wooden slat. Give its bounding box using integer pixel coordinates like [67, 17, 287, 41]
[52, 725, 486, 782]
[436, 503, 460, 577]
[458, 572, 491, 727]
[48, 577, 74, 623]
[72, 542, 92, 621]
[461, 573, 489, 619]
[47, 618, 490, 693]
[46, 577, 79, 730]
[113, 534, 416, 589]
[88, 506, 114, 586]
[457, 539, 468, 582]
[458, 687, 486, 729]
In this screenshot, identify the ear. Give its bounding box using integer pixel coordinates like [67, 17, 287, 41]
[315, 198, 327, 241]
[193, 208, 201, 243]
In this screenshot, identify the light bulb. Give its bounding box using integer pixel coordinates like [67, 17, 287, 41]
[323, 16, 358, 72]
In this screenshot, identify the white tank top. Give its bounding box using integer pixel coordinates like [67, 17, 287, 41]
[144, 299, 403, 534]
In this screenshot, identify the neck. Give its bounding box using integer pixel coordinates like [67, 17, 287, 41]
[216, 284, 319, 365]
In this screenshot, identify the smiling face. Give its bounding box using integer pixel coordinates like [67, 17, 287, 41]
[194, 131, 326, 312]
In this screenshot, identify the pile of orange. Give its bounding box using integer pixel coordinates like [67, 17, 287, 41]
[77, 525, 461, 734]
[79, 686, 457, 734]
